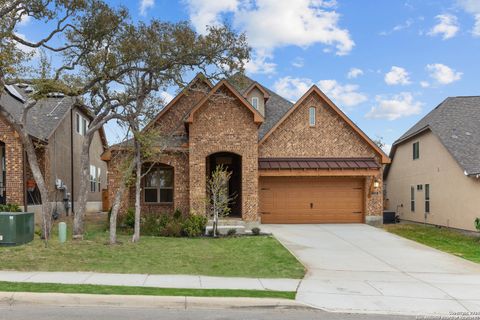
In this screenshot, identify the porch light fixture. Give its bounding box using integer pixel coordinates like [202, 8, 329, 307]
[373, 180, 380, 189]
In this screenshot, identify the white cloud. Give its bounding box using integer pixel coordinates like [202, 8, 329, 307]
[457, 0, 480, 36]
[426, 63, 462, 85]
[347, 67, 363, 79]
[420, 81, 430, 88]
[317, 80, 367, 107]
[380, 18, 414, 36]
[292, 57, 304, 68]
[273, 76, 367, 107]
[428, 14, 459, 40]
[244, 50, 276, 74]
[185, 0, 355, 73]
[139, 0, 155, 16]
[384, 66, 411, 86]
[382, 144, 392, 154]
[14, 33, 38, 57]
[366, 92, 423, 120]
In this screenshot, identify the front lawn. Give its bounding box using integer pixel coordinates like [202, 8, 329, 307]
[385, 223, 480, 263]
[0, 219, 305, 279]
[0, 281, 296, 299]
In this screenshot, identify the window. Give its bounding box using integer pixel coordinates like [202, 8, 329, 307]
[410, 186, 415, 212]
[251, 97, 259, 109]
[97, 167, 101, 191]
[417, 184, 423, 191]
[76, 113, 89, 136]
[144, 166, 173, 203]
[413, 141, 420, 160]
[90, 165, 96, 192]
[309, 107, 316, 126]
[425, 184, 430, 213]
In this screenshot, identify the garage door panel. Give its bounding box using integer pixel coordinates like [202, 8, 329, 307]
[260, 176, 364, 224]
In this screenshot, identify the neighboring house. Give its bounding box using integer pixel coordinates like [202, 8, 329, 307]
[104, 73, 389, 226]
[0, 84, 108, 218]
[385, 96, 480, 231]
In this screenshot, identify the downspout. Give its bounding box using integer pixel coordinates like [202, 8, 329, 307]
[70, 109, 75, 215]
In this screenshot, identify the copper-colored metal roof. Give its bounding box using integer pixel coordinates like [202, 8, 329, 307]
[258, 158, 380, 170]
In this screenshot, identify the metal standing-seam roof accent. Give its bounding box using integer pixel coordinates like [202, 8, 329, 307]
[258, 158, 380, 170]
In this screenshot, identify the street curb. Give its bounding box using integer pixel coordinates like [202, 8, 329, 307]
[0, 292, 307, 310]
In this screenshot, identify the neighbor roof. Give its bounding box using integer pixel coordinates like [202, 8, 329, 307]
[1, 85, 76, 141]
[390, 96, 480, 176]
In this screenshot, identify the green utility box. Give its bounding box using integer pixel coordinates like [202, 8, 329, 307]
[0, 212, 34, 246]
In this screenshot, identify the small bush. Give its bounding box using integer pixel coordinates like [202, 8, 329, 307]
[0, 203, 21, 212]
[182, 214, 207, 237]
[173, 208, 183, 220]
[124, 208, 135, 229]
[207, 228, 214, 237]
[251, 227, 261, 235]
[161, 220, 183, 237]
[227, 228, 237, 236]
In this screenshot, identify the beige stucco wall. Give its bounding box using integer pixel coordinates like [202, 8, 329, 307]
[386, 130, 480, 231]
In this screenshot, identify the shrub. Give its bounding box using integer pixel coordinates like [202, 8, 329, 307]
[227, 228, 237, 236]
[251, 227, 261, 235]
[0, 204, 21, 212]
[173, 208, 183, 220]
[161, 220, 183, 237]
[182, 214, 207, 237]
[475, 218, 480, 232]
[124, 208, 135, 229]
[207, 228, 214, 237]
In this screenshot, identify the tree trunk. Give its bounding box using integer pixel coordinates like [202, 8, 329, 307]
[109, 181, 126, 245]
[73, 134, 93, 239]
[23, 135, 51, 240]
[131, 138, 142, 243]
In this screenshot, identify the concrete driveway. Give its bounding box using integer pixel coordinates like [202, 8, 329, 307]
[262, 224, 480, 315]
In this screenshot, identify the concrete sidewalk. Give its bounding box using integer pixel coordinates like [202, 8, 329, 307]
[0, 271, 300, 292]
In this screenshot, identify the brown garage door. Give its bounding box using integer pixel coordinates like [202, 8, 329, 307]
[260, 176, 364, 224]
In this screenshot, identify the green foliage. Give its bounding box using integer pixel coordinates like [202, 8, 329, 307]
[124, 208, 136, 229]
[475, 218, 480, 232]
[182, 215, 208, 237]
[0, 204, 21, 212]
[251, 227, 261, 236]
[140, 210, 207, 238]
[227, 228, 237, 236]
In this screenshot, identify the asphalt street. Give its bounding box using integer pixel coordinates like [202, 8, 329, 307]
[0, 305, 418, 320]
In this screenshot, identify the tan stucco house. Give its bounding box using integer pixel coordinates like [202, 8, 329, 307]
[0, 84, 108, 217]
[385, 96, 480, 231]
[105, 73, 389, 226]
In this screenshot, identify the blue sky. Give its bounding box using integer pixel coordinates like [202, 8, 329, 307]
[17, 0, 480, 150]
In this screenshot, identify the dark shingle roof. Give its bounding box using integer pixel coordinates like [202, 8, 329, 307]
[394, 96, 480, 175]
[227, 73, 294, 139]
[1, 85, 75, 141]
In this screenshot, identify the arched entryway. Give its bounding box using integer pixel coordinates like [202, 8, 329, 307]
[206, 152, 242, 218]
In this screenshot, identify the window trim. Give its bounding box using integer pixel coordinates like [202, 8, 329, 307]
[143, 166, 174, 204]
[410, 185, 415, 212]
[413, 141, 420, 160]
[251, 97, 259, 109]
[425, 183, 430, 213]
[90, 165, 96, 193]
[309, 107, 316, 127]
[76, 112, 89, 136]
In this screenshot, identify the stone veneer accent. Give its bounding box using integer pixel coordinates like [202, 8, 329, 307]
[188, 86, 259, 221]
[259, 91, 383, 218]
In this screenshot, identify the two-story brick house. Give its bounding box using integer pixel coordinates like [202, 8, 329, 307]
[105, 73, 389, 226]
[0, 84, 108, 218]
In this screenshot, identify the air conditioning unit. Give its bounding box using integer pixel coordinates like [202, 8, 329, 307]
[0, 212, 34, 246]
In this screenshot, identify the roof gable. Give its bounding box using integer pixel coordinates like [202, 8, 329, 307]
[243, 82, 270, 100]
[143, 73, 213, 132]
[260, 85, 390, 164]
[186, 80, 264, 124]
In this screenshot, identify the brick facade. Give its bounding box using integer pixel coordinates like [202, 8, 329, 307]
[0, 116, 24, 205]
[106, 78, 385, 221]
[188, 86, 259, 221]
[259, 91, 383, 217]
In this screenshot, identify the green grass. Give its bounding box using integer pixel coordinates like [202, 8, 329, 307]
[385, 223, 480, 263]
[0, 281, 296, 299]
[0, 218, 305, 279]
